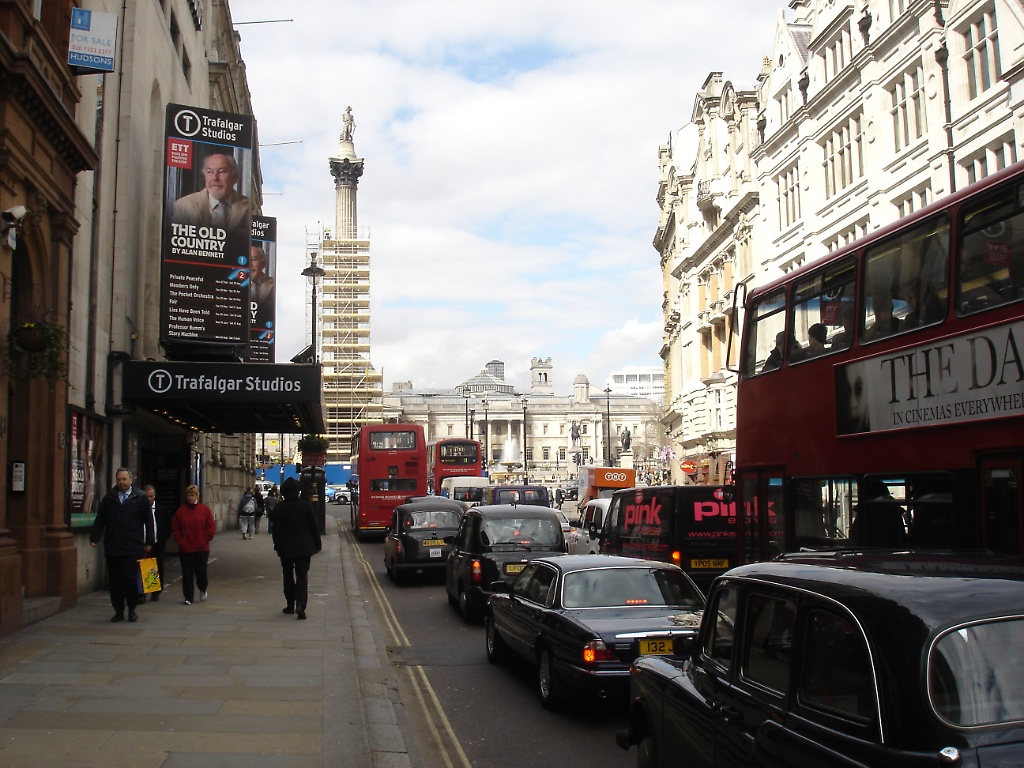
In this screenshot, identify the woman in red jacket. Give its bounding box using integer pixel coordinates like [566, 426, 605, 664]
[171, 484, 216, 605]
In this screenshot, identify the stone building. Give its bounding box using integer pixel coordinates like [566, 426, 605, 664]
[384, 358, 668, 485]
[0, 1, 325, 635]
[658, 0, 1024, 484]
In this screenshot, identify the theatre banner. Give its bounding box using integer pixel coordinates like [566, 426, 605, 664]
[68, 409, 106, 529]
[249, 216, 277, 362]
[835, 319, 1024, 435]
[160, 104, 254, 350]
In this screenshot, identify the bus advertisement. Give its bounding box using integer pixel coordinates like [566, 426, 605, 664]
[734, 160, 1024, 563]
[427, 438, 482, 495]
[350, 424, 427, 538]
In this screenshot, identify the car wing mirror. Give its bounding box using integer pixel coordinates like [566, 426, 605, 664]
[443, 535, 455, 545]
[490, 581, 510, 595]
[672, 633, 698, 657]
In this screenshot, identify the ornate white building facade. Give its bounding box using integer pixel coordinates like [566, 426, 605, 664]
[658, 0, 1024, 484]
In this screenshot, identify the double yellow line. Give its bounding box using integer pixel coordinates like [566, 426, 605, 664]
[347, 530, 472, 768]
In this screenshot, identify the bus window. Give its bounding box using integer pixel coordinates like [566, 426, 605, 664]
[959, 183, 1024, 313]
[791, 478, 854, 549]
[370, 478, 419, 492]
[790, 257, 857, 359]
[370, 431, 417, 450]
[862, 216, 949, 343]
[743, 289, 787, 376]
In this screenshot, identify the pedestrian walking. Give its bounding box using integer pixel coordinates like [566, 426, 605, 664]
[89, 468, 154, 623]
[142, 484, 175, 602]
[269, 477, 322, 620]
[237, 487, 256, 539]
[264, 486, 280, 534]
[171, 484, 215, 605]
[253, 486, 266, 534]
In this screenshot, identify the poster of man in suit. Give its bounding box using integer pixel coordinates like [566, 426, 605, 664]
[160, 104, 254, 350]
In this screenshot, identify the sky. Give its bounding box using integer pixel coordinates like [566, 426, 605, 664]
[233, 1, 780, 395]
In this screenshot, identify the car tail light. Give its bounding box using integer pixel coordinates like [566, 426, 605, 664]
[670, 550, 682, 566]
[582, 639, 617, 664]
[471, 559, 482, 584]
[395, 542, 402, 556]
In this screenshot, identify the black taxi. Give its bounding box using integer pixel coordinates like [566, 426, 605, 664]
[617, 551, 1024, 767]
[383, 497, 464, 584]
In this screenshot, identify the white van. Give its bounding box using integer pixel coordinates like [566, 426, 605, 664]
[439, 476, 489, 508]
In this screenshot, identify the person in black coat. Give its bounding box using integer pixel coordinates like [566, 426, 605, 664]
[142, 484, 174, 602]
[90, 468, 154, 622]
[269, 477, 322, 620]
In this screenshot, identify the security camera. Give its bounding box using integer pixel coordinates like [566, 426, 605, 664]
[2, 205, 27, 224]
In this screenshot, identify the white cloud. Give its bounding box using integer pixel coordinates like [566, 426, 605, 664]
[233, 0, 778, 393]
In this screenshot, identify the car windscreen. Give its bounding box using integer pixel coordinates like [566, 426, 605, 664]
[404, 509, 461, 530]
[561, 567, 704, 609]
[480, 517, 561, 548]
[929, 617, 1024, 727]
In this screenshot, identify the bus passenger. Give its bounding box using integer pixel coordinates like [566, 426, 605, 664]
[805, 323, 827, 357]
[863, 279, 901, 341]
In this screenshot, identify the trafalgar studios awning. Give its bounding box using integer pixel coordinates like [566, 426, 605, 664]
[122, 361, 326, 434]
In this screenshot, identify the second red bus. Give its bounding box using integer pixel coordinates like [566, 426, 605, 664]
[427, 438, 482, 495]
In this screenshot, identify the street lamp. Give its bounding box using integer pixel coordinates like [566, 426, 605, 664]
[481, 398, 489, 476]
[301, 252, 326, 362]
[521, 395, 529, 483]
[604, 386, 613, 466]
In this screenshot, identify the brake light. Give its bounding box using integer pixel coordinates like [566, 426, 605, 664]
[670, 550, 682, 566]
[471, 559, 482, 584]
[582, 639, 616, 664]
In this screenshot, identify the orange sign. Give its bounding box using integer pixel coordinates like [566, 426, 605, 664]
[680, 460, 698, 473]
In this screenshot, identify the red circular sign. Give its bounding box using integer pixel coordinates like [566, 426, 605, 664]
[680, 460, 697, 473]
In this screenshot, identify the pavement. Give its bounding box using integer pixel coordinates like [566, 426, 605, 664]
[0, 514, 422, 768]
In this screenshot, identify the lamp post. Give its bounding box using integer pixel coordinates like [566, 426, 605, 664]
[521, 395, 528, 483]
[301, 253, 326, 362]
[482, 398, 489, 476]
[469, 408, 475, 440]
[604, 386, 613, 466]
[462, 391, 470, 438]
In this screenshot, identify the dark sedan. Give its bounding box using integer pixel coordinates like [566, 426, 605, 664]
[486, 555, 704, 709]
[617, 551, 1024, 768]
[383, 498, 464, 584]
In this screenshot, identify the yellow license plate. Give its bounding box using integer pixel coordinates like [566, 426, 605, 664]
[690, 558, 729, 569]
[505, 562, 526, 574]
[422, 540, 445, 547]
[639, 638, 673, 655]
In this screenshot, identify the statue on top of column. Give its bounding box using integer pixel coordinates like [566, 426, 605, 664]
[340, 106, 356, 142]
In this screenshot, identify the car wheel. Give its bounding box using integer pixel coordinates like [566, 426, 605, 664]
[637, 732, 657, 768]
[485, 613, 511, 664]
[458, 586, 478, 623]
[391, 563, 404, 585]
[537, 647, 561, 710]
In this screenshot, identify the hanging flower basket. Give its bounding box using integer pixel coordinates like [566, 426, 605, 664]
[5, 321, 68, 381]
[297, 434, 329, 467]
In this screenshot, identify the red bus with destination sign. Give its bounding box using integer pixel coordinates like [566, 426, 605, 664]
[349, 424, 427, 539]
[426, 438, 482, 495]
[733, 160, 1024, 563]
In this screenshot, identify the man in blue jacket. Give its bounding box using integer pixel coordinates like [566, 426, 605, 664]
[90, 468, 154, 623]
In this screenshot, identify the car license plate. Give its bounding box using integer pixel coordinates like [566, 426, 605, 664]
[505, 562, 526, 575]
[690, 558, 728, 569]
[422, 539, 445, 547]
[429, 548, 442, 558]
[639, 638, 673, 655]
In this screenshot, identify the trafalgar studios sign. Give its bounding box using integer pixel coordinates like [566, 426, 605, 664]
[159, 104, 254, 351]
[835, 319, 1024, 436]
[125, 362, 321, 404]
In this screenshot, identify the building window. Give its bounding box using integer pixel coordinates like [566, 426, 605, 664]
[777, 163, 801, 229]
[776, 82, 795, 124]
[823, 220, 869, 253]
[447, 425, 453, 436]
[581, 423, 588, 435]
[822, 112, 864, 198]
[543, 447, 550, 460]
[962, 137, 1017, 185]
[890, 0, 908, 17]
[894, 184, 932, 218]
[526, 448, 533, 462]
[582, 447, 591, 462]
[889, 64, 926, 151]
[962, 7, 1000, 100]
[821, 25, 852, 81]
[558, 447, 566, 461]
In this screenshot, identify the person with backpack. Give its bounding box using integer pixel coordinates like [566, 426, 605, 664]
[238, 487, 256, 539]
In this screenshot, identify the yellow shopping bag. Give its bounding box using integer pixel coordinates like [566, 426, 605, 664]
[139, 557, 161, 594]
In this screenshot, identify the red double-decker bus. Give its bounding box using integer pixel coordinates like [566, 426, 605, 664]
[349, 424, 427, 538]
[734, 161, 1024, 564]
[427, 438, 482, 495]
